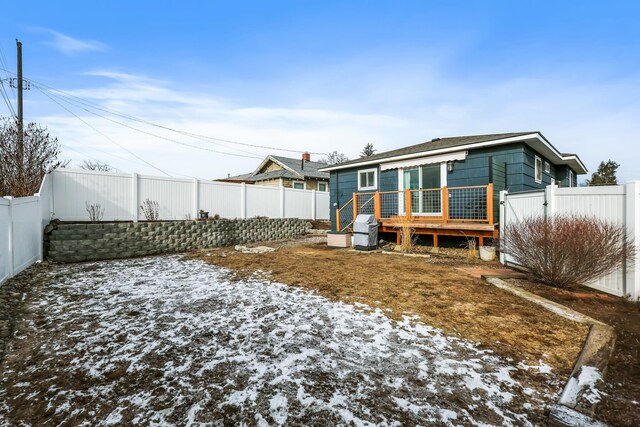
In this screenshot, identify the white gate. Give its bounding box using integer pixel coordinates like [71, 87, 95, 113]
[500, 183, 640, 300]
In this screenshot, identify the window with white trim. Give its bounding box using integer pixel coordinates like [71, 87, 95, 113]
[292, 180, 305, 190]
[569, 170, 574, 187]
[358, 168, 377, 190]
[318, 182, 328, 192]
[544, 161, 550, 173]
[535, 156, 542, 183]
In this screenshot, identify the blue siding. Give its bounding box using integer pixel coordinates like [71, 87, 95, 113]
[380, 169, 398, 192]
[555, 165, 578, 187]
[447, 144, 525, 190]
[521, 146, 557, 191]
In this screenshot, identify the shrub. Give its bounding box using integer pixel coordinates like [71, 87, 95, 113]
[85, 202, 104, 222]
[501, 215, 636, 288]
[395, 219, 417, 253]
[460, 234, 478, 259]
[140, 199, 160, 221]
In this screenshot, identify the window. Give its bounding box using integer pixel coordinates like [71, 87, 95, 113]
[569, 170, 574, 187]
[535, 156, 542, 183]
[318, 182, 328, 192]
[358, 168, 377, 190]
[292, 181, 305, 190]
[544, 161, 550, 173]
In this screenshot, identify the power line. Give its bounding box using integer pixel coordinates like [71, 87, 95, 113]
[0, 79, 16, 117]
[36, 85, 173, 176]
[0, 68, 328, 156]
[38, 85, 264, 160]
[41, 82, 327, 155]
[59, 142, 199, 179]
[37, 85, 263, 158]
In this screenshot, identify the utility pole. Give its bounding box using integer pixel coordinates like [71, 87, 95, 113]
[16, 39, 23, 169]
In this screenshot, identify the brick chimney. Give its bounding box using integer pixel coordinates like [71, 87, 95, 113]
[301, 152, 311, 170]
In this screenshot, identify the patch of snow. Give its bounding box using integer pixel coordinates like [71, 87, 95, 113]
[0, 255, 561, 426]
[269, 393, 288, 425]
[560, 366, 603, 406]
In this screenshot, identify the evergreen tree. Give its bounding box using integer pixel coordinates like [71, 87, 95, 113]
[585, 160, 620, 186]
[360, 143, 376, 157]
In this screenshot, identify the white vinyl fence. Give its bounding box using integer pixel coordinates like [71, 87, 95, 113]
[0, 174, 53, 285]
[500, 182, 640, 300]
[50, 169, 330, 221]
[1, 169, 329, 285]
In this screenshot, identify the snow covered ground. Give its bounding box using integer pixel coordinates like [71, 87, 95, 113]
[0, 255, 563, 426]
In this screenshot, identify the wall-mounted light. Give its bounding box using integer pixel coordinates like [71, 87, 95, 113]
[447, 161, 455, 173]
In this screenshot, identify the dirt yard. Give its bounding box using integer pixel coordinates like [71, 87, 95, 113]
[1, 254, 571, 426]
[509, 278, 640, 427]
[193, 241, 588, 375]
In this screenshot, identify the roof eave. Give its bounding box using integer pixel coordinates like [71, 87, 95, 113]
[319, 132, 588, 174]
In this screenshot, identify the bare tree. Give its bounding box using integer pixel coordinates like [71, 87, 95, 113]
[501, 215, 635, 288]
[0, 117, 64, 197]
[79, 160, 114, 172]
[320, 151, 349, 165]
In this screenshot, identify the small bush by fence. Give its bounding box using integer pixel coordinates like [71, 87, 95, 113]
[501, 214, 635, 288]
[500, 182, 640, 300]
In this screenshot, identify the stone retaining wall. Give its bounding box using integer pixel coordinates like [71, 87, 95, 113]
[47, 218, 311, 263]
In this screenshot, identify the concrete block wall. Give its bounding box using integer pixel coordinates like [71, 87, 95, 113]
[47, 218, 311, 263]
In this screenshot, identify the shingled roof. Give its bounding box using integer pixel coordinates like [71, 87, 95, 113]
[223, 155, 329, 182]
[321, 132, 534, 170]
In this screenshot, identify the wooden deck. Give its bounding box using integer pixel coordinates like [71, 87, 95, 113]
[379, 218, 498, 246]
[337, 184, 499, 247]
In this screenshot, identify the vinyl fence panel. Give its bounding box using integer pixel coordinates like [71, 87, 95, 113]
[138, 175, 193, 220]
[198, 181, 243, 219]
[10, 197, 42, 274]
[1, 194, 45, 286]
[52, 169, 133, 221]
[315, 191, 330, 220]
[246, 185, 281, 218]
[284, 188, 313, 219]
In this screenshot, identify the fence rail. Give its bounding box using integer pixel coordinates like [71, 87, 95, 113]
[500, 183, 640, 300]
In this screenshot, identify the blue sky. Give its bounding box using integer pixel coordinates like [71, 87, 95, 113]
[1, 1, 639, 181]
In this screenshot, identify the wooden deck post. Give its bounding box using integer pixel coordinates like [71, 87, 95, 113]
[374, 192, 381, 221]
[486, 183, 494, 225]
[353, 192, 358, 223]
[405, 189, 412, 220]
[433, 234, 439, 248]
[442, 187, 449, 223]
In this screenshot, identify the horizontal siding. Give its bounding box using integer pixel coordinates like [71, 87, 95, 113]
[521, 146, 557, 191]
[448, 144, 525, 190]
[380, 169, 398, 192]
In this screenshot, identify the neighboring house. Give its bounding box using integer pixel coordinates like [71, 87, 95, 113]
[220, 154, 330, 191]
[319, 132, 587, 243]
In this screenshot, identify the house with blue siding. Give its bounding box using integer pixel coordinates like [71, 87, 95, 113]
[319, 132, 587, 246]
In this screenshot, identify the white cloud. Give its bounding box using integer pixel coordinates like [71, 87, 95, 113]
[34, 64, 640, 183]
[41, 29, 107, 55]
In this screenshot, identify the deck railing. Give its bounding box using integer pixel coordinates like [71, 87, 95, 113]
[339, 184, 494, 229]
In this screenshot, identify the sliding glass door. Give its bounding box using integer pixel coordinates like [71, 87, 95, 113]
[401, 164, 442, 215]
